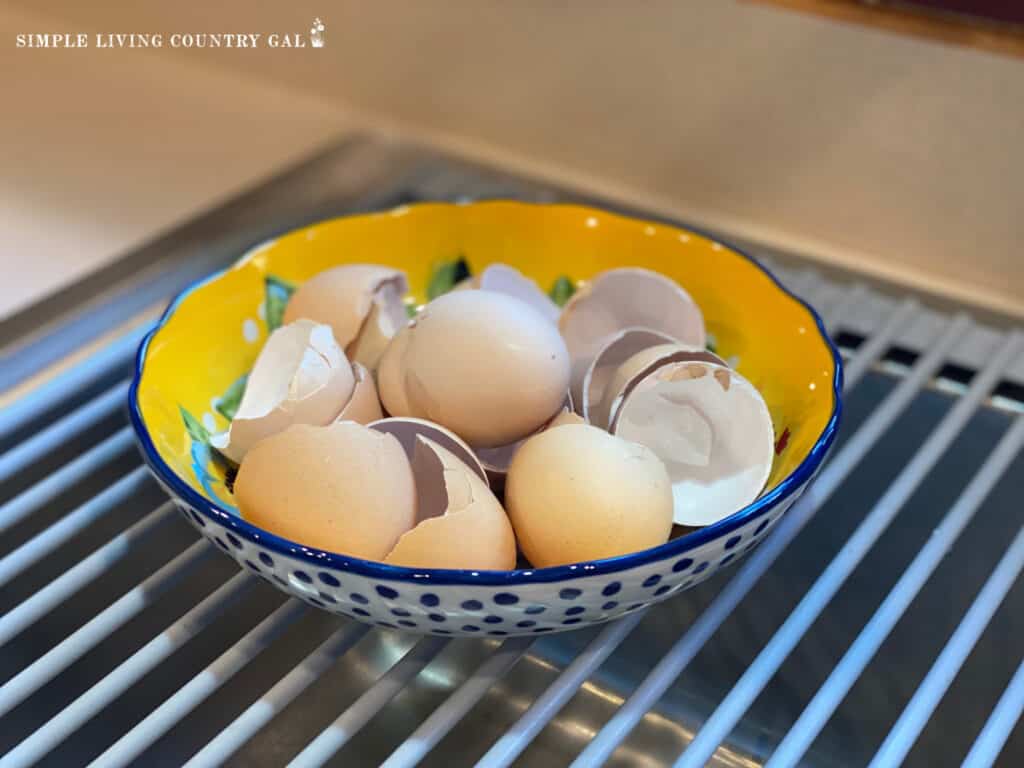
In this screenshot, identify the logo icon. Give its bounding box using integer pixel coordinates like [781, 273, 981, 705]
[310, 18, 325, 48]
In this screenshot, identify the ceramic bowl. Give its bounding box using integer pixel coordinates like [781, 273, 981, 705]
[129, 201, 841, 637]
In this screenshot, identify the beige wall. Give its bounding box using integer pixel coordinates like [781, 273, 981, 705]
[7, 1, 1024, 315]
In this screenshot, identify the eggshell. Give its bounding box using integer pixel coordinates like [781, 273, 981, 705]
[336, 362, 383, 425]
[478, 263, 560, 325]
[580, 328, 676, 426]
[601, 344, 727, 429]
[611, 361, 774, 527]
[399, 291, 571, 448]
[235, 422, 416, 560]
[377, 325, 413, 417]
[368, 416, 488, 485]
[210, 320, 355, 463]
[283, 265, 409, 350]
[547, 409, 586, 429]
[383, 436, 516, 569]
[505, 424, 674, 567]
[559, 267, 705, 405]
[347, 277, 409, 370]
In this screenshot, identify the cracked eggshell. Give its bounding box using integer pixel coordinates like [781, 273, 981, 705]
[602, 344, 727, 429]
[399, 291, 571, 448]
[335, 362, 383, 425]
[210, 320, 355, 463]
[235, 422, 416, 560]
[611, 361, 774, 528]
[377, 324, 413, 417]
[347, 277, 410, 371]
[478, 263, 560, 324]
[383, 436, 516, 570]
[283, 264, 409, 351]
[368, 416, 488, 486]
[559, 267, 705, 406]
[506, 424, 674, 567]
[581, 328, 677, 427]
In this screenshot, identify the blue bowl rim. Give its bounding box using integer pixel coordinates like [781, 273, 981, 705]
[128, 200, 844, 587]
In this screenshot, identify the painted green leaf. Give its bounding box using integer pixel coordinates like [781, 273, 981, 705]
[214, 374, 248, 421]
[706, 333, 718, 355]
[180, 406, 209, 445]
[264, 275, 296, 331]
[406, 302, 419, 318]
[426, 256, 470, 300]
[549, 275, 575, 307]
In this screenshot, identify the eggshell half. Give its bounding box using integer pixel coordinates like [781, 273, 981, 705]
[283, 265, 409, 350]
[235, 422, 416, 560]
[383, 436, 517, 570]
[559, 267, 706, 405]
[505, 424, 674, 567]
[580, 328, 677, 426]
[336, 362, 383, 424]
[400, 291, 571, 448]
[378, 325, 413, 417]
[347, 278, 410, 371]
[368, 416, 488, 485]
[210, 320, 355, 463]
[611, 361, 774, 528]
[602, 344, 727, 429]
[478, 263, 560, 325]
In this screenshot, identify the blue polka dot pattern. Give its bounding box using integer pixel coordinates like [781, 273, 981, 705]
[720, 554, 735, 567]
[654, 585, 671, 596]
[673, 558, 693, 573]
[398, 620, 417, 628]
[484, 615, 503, 624]
[565, 606, 585, 616]
[494, 593, 519, 605]
[420, 593, 440, 607]
[350, 593, 369, 605]
[375, 585, 399, 599]
[517, 620, 537, 628]
[353, 607, 370, 617]
[524, 605, 546, 615]
[563, 618, 582, 625]
[461, 599, 483, 611]
[725, 535, 742, 550]
[693, 562, 709, 574]
[391, 608, 411, 617]
[602, 601, 619, 610]
[428, 613, 446, 623]
[191, 511, 206, 528]
[488, 630, 509, 636]
[559, 588, 582, 600]
[643, 575, 661, 588]
[318, 592, 337, 604]
[292, 570, 312, 584]
[258, 552, 274, 567]
[602, 582, 622, 596]
[243, 560, 260, 572]
[318, 572, 340, 587]
[226, 533, 242, 549]
[462, 625, 480, 632]
[755, 518, 771, 535]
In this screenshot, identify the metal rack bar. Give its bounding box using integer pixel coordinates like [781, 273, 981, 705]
[869, 525, 1024, 767]
[288, 636, 450, 768]
[675, 332, 1023, 768]
[962, 656, 1024, 768]
[0, 324, 146, 439]
[0, 427, 134, 535]
[0, 501, 175, 647]
[0, 381, 130, 484]
[380, 637, 535, 768]
[1, 572, 255, 768]
[0, 539, 212, 719]
[0, 467, 150, 584]
[766, 415, 1024, 767]
[89, 598, 311, 768]
[570, 306, 962, 768]
[476, 611, 646, 768]
[184, 622, 372, 768]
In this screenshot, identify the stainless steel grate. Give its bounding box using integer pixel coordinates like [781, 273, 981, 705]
[2, 136, 1024, 767]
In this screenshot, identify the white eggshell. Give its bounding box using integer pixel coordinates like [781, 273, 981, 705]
[559, 267, 705, 405]
[336, 362, 383, 425]
[478, 263, 560, 325]
[210, 320, 355, 463]
[235, 422, 416, 560]
[506, 424, 674, 567]
[580, 328, 677, 426]
[283, 264, 408, 350]
[399, 291, 571, 448]
[368, 416, 488, 485]
[347, 278, 409, 371]
[611, 361, 774, 528]
[384, 436, 517, 570]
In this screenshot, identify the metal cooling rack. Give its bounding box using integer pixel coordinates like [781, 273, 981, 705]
[2, 135, 1023, 767]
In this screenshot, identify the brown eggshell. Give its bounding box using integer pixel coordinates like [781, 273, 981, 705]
[478, 263, 560, 325]
[559, 267, 705, 406]
[384, 436, 517, 570]
[335, 362, 383, 424]
[235, 422, 416, 560]
[368, 416, 488, 485]
[611, 361, 774, 528]
[505, 424, 674, 567]
[580, 328, 677, 427]
[283, 265, 408, 349]
[210, 320, 355, 463]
